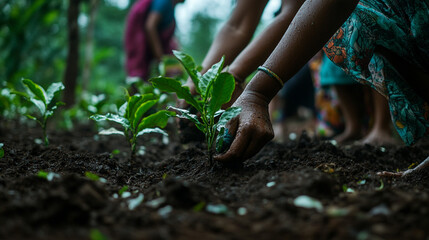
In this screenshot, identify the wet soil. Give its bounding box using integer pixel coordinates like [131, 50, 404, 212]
[1, 120, 429, 240]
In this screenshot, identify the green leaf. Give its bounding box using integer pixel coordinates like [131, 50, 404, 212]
[11, 91, 29, 99]
[215, 128, 225, 153]
[22, 79, 47, 104]
[132, 99, 158, 130]
[151, 77, 202, 113]
[173, 50, 201, 93]
[85, 171, 100, 181]
[29, 98, 46, 115]
[90, 229, 108, 240]
[126, 94, 156, 120]
[126, 95, 145, 120]
[376, 179, 384, 191]
[90, 113, 130, 129]
[136, 127, 168, 137]
[168, 106, 204, 132]
[200, 57, 224, 97]
[99, 127, 125, 136]
[25, 114, 38, 121]
[216, 107, 241, 130]
[46, 82, 65, 105]
[119, 185, 129, 196]
[137, 110, 174, 132]
[37, 171, 60, 181]
[208, 72, 235, 116]
[118, 102, 127, 116]
[45, 110, 54, 118]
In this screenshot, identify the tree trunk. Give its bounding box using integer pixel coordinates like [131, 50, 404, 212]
[82, 0, 99, 94]
[63, 0, 81, 108]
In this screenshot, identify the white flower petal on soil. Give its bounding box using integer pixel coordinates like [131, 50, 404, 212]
[121, 192, 132, 198]
[237, 207, 247, 216]
[206, 204, 229, 215]
[158, 205, 173, 218]
[127, 193, 144, 210]
[146, 197, 166, 208]
[293, 195, 323, 212]
[369, 204, 390, 216]
[266, 181, 276, 188]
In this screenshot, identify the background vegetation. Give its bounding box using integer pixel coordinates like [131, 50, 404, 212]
[1, 0, 279, 109]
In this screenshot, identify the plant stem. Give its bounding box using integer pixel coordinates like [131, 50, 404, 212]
[42, 120, 49, 146]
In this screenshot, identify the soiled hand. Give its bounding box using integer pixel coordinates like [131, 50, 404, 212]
[214, 89, 274, 163]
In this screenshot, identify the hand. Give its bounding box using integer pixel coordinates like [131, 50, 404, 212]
[214, 89, 274, 163]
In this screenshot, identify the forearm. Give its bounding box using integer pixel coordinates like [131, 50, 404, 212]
[146, 28, 164, 61]
[229, 0, 305, 80]
[247, 0, 359, 102]
[201, 0, 268, 74]
[145, 12, 164, 61]
[201, 25, 253, 73]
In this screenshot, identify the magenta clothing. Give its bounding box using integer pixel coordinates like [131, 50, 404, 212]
[124, 0, 178, 80]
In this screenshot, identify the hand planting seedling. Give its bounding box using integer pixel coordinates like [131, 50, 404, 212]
[12, 79, 65, 145]
[151, 51, 241, 163]
[90, 90, 175, 157]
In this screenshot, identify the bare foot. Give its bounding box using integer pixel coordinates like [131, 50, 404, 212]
[359, 129, 401, 146]
[377, 156, 429, 177]
[334, 129, 362, 145]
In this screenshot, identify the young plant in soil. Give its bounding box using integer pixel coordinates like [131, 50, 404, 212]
[90, 90, 175, 157]
[12, 79, 65, 145]
[151, 51, 241, 163]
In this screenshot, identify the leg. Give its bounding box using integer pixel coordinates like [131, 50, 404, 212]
[360, 88, 400, 146]
[333, 84, 364, 144]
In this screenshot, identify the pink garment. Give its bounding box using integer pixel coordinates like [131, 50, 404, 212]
[124, 0, 178, 80]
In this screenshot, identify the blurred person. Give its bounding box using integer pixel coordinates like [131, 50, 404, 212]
[318, 53, 398, 146]
[125, 0, 185, 81]
[213, 0, 429, 177]
[271, 63, 316, 143]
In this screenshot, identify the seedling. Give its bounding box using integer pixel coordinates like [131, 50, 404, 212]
[90, 90, 175, 157]
[151, 51, 241, 162]
[12, 79, 65, 145]
[85, 171, 107, 183]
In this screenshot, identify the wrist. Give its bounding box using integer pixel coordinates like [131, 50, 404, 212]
[245, 70, 282, 103]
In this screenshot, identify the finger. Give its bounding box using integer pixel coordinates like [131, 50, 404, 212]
[242, 133, 272, 160]
[215, 122, 251, 163]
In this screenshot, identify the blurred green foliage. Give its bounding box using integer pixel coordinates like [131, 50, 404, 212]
[1, 0, 224, 128]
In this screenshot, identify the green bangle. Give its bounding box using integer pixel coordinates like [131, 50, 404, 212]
[257, 66, 284, 87]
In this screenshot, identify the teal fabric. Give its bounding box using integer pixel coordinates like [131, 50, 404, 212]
[323, 0, 429, 145]
[320, 54, 356, 86]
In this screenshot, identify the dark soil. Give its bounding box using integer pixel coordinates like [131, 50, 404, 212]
[1, 120, 429, 240]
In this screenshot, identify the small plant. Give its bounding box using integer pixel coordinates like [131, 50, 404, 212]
[12, 79, 65, 145]
[90, 90, 175, 157]
[151, 51, 241, 162]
